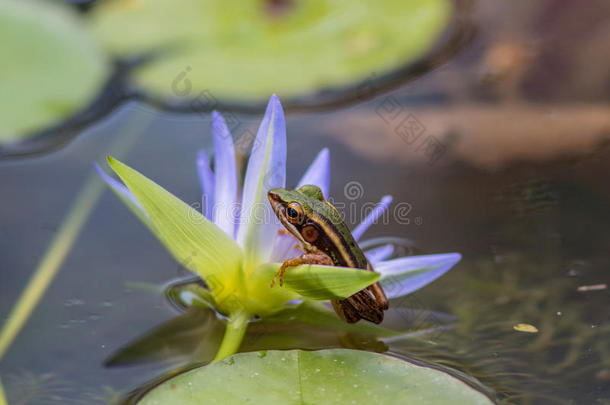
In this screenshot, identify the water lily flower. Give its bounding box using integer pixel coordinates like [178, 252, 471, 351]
[96, 95, 461, 360]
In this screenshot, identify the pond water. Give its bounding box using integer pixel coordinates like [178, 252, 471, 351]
[1, 2, 610, 404]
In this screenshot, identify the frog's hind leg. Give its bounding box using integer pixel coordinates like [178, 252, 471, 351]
[332, 300, 361, 323]
[332, 290, 384, 324]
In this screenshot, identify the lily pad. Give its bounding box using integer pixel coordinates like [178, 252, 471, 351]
[0, 0, 108, 141]
[137, 349, 493, 404]
[90, 0, 452, 105]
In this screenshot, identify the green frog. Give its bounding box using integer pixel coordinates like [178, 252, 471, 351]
[268, 185, 388, 324]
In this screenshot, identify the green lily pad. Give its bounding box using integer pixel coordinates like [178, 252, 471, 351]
[0, 0, 108, 141]
[137, 349, 493, 404]
[90, 0, 452, 104]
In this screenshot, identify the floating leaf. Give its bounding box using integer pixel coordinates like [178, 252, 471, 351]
[90, 0, 452, 103]
[138, 349, 494, 404]
[0, 0, 108, 141]
[513, 323, 538, 333]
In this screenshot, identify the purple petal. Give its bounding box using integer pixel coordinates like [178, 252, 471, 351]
[197, 149, 215, 220]
[296, 148, 330, 198]
[352, 195, 393, 241]
[365, 244, 394, 264]
[211, 111, 238, 238]
[270, 231, 302, 262]
[94, 163, 142, 210]
[236, 95, 286, 264]
[376, 253, 461, 299]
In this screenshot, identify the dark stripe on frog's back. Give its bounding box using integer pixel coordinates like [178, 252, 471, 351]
[308, 210, 369, 270]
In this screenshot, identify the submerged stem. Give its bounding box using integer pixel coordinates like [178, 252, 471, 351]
[0, 378, 6, 405]
[214, 311, 250, 361]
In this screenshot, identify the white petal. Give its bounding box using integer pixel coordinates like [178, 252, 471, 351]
[211, 111, 238, 238]
[236, 95, 286, 267]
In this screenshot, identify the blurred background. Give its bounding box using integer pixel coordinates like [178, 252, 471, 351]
[1, 0, 609, 403]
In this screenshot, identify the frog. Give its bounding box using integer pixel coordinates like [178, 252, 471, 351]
[268, 185, 388, 324]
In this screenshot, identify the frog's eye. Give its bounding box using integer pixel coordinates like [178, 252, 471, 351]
[285, 202, 304, 224]
[301, 224, 320, 243]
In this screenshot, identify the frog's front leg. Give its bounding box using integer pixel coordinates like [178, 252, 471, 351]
[270, 253, 334, 288]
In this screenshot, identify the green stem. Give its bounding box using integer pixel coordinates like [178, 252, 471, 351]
[0, 377, 7, 405]
[213, 311, 250, 361]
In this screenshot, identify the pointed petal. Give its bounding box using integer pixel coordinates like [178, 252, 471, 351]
[376, 253, 461, 299]
[365, 244, 394, 264]
[352, 195, 393, 241]
[236, 95, 286, 267]
[197, 150, 215, 220]
[296, 148, 330, 197]
[211, 111, 238, 238]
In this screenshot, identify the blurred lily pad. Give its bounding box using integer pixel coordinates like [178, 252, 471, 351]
[0, 0, 109, 142]
[137, 349, 493, 404]
[90, 0, 453, 106]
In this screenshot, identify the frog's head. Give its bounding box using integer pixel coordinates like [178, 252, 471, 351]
[267, 185, 327, 246]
